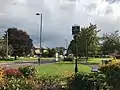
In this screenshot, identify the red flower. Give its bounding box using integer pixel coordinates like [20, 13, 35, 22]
[4, 68, 23, 78]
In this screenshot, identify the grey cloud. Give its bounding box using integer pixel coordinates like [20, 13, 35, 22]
[105, 0, 120, 4]
[85, 3, 96, 13]
[105, 6, 113, 15]
[1, 0, 120, 48]
[93, 16, 120, 34]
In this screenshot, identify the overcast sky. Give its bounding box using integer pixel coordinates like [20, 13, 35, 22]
[0, 0, 120, 48]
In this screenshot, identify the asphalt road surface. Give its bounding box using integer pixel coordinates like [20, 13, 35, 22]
[0, 59, 56, 68]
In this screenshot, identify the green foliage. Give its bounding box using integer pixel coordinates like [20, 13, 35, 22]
[68, 24, 100, 60]
[19, 66, 36, 77]
[102, 30, 120, 54]
[100, 62, 120, 89]
[42, 49, 49, 57]
[67, 72, 108, 90]
[56, 47, 65, 55]
[48, 48, 56, 57]
[0, 40, 13, 58]
[3, 77, 33, 90]
[41, 48, 56, 57]
[39, 75, 66, 90]
[4, 28, 33, 59]
[63, 57, 73, 62]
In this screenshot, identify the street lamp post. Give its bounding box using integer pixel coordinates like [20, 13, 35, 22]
[6, 31, 8, 60]
[72, 25, 80, 73]
[36, 13, 42, 65]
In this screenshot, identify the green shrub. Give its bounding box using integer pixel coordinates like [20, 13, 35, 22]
[94, 55, 100, 58]
[100, 62, 120, 90]
[63, 57, 73, 62]
[67, 72, 108, 90]
[18, 66, 36, 77]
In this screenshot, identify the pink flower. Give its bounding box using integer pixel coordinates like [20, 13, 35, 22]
[4, 68, 23, 77]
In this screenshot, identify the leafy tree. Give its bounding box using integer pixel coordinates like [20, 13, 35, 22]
[68, 24, 100, 63]
[101, 30, 120, 55]
[0, 39, 13, 59]
[47, 48, 56, 57]
[56, 47, 65, 55]
[4, 28, 33, 60]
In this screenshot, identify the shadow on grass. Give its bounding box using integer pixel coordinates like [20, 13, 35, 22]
[77, 58, 86, 61]
[14, 59, 56, 64]
[0, 58, 15, 62]
[82, 62, 99, 66]
[58, 61, 99, 66]
[56, 62, 74, 65]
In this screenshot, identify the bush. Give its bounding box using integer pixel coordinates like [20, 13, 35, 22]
[101, 55, 112, 58]
[3, 77, 33, 90]
[19, 66, 36, 77]
[63, 57, 73, 62]
[39, 75, 66, 90]
[67, 72, 108, 90]
[0, 67, 5, 80]
[99, 62, 120, 89]
[115, 55, 120, 59]
[4, 68, 23, 78]
[94, 55, 100, 58]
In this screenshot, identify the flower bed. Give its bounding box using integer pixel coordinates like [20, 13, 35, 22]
[4, 68, 23, 78]
[0, 65, 114, 90]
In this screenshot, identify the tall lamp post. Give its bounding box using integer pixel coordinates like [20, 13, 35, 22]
[6, 31, 8, 60]
[36, 13, 42, 65]
[72, 25, 80, 73]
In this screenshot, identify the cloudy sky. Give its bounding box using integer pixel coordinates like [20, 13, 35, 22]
[0, 0, 120, 48]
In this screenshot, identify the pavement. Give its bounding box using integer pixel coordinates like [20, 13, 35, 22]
[0, 59, 56, 68]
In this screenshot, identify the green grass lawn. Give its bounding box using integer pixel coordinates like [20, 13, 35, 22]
[88, 58, 113, 64]
[17, 57, 54, 61]
[0, 57, 54, 63]
[36, 62, 91, 76]
[78, 58, 113, 64]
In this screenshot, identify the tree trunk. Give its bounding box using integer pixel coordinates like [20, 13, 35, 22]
[14, 55, 17, 60]
[86, 40, 88, 64]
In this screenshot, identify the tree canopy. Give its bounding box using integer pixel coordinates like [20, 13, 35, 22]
[101, 30, 120, 55]
[4, 28, 33, 59]
[68, 24, 100, 62]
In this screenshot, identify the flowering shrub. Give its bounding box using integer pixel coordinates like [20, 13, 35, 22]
[4, 77, 33, 90]
[39, 75, 66, 90]
[0, 67, 6, 89]
[61, 70, 74, 78]
[0, 67, 38, 90]
[0, 67, 5, 80]
[4, 68, 23, 78]
[0, 66, 113, 90]
[100, 62, 120, 89]
[19, 66, 36, 77]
